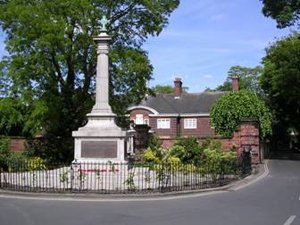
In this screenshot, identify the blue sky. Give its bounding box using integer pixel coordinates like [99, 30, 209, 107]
[143, 0, 290, 92]
[0, 0, 290, 92]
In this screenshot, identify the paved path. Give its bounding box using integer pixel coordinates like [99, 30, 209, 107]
[0, 155, 299, 225]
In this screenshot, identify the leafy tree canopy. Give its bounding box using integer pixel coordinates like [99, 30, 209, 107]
[261, 0, 300, 28]
[210, 90, 272, 139]
[215, 66, 263, 95]
[0, 98, 25, 136]
[261, 33, 300, 138]
[0, 0, 179, 161]
[152, 84, 189, 94]
[152, 85, 174, 94]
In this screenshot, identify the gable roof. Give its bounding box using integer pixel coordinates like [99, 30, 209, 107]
[133, 92, 225, 114]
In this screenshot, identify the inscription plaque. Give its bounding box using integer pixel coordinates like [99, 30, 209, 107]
[81, 141, 117, 158]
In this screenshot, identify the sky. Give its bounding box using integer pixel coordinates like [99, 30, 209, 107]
[143, 0, 290, 92]
[0, 0, 291, 93]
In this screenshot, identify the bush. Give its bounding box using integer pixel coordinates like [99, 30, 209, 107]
[148, 135, 162, 150]
[26, 157, 47, 171]
[141, 138, 238, 182]
[141, 148, 156, 163]
[142, 147, 181, 165]
[26, 136, 74, 163]
[7, 154, 46, 172]
[7, 152, 27, 172]
[170, 137, 202, 165]
[0, 137, 11, 171]
[201, 140, 237, 182]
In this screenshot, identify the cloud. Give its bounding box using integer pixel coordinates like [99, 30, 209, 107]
[236, 39, 270, 49]
[209, 13, 228, 22]
[203, 74, 213, 79]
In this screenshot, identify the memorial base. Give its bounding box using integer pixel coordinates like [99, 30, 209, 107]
[72, 112, 127, 163]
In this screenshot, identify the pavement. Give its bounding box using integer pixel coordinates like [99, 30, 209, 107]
[0, 160, 269, 201]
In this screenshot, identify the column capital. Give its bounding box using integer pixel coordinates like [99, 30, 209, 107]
[93, 33, 112, 43]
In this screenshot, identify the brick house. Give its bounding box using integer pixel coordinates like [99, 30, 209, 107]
[127, 77, 263, 165]
[128, 77, 240, 148]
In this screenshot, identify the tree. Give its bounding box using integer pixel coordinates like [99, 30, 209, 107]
[215, 66, 263, 95]
[0, 60, 11, 98]
[261, 0, 300, 28]
[0, 0, 179, 161]
[0, 98, 25, 136]
[261, 33, 300, 143]
[152, 84, 189, 94]
[152, 85, 174, 94]
[210, 90, 272, 139]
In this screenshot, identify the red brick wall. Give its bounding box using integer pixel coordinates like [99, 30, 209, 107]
[9, 138, 27, 153]
[179, 117, 215, 138]
[151, 117, 178, 138]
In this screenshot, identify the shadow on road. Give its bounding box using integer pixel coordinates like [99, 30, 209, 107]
[269, 150, 300, 161]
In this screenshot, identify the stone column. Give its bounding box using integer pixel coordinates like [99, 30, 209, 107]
[92, 33, 113, 114]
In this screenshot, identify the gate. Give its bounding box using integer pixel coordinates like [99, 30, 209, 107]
[241, 145, 252, 176]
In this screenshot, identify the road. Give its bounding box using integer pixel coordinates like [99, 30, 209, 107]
[0, 154, 299, 225]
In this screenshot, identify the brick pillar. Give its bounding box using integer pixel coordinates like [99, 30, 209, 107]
[239, 118, 260, 165]
[133, 124, 151, 154]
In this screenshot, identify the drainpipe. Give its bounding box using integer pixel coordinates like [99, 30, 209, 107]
[176, 114, 181, 137]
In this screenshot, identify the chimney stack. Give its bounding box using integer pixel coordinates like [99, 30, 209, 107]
[231, 76, 240, 91]
[174, 77, 182, 98]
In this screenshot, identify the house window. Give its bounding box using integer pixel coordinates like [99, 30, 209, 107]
[135, 114, 149, 125]
[157, 118, 170, 129]
[184, 118, 197, 129]
[135, 114, 144, 124]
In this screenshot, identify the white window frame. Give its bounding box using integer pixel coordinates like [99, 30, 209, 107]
[157, 118, 171, 129]
[135, 114, 144, 125]
[184, 118, 197, 129]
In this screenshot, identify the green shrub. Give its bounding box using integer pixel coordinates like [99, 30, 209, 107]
[8, 155, 46, 172]
[171, 137, 202, 165]
[148, 135, 162, 150]
[142, 138, 238, 184]
[201, 140, 237, 182]
[124, 172, 136, 191]
[7, 152, 26, 172]
[26, 157, 47, 171]
[165, 155, 181, 165]
[142, 147, 167, 164]
[0, 137, 11, 171]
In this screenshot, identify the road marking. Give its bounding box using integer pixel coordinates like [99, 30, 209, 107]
[284, 215, 296, 225]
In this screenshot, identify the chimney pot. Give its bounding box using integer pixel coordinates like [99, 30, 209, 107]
[174, 77, 182, 98]
[231, 76, 240, 91]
